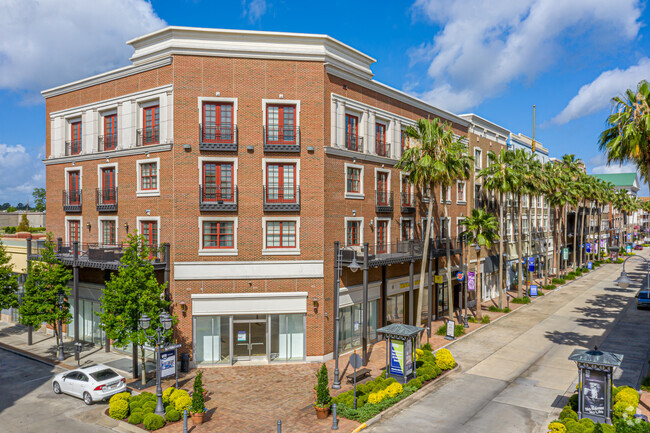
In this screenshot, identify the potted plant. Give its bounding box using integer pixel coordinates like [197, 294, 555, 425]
[314, 364, 331, 419]
[190, 371, 206, 425]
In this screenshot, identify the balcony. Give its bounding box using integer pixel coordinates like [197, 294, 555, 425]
[96, 188, 118, 212]
[199, 123, 238, 151]
[65, 139, 82, 156]
[263, 186, 300, 212]
[199, 185, 238, 211]
[376, 191, 393, 213]
[62, 190, 82, 212]
[375, 140, 391, 158]
[340, 240, 427, 267]
[401, 192, 415, 213]
[30, 240, 167, 271]
[345, 133, 364, 152]
[136, 126, 160, 146]
[98, 134, 118, 152]
[264, 126, 300, 152]
[433, 236, 463, 254]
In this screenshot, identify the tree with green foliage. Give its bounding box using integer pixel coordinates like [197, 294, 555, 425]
[6, 206, 16, 213]
[0, 240, 19, 311]
[98, 233, 171, 385]
[191, 371, 205, 414]
[16, 213, 29, 232]
[19, 233, 72, 348]
[32, 188, 46, 212]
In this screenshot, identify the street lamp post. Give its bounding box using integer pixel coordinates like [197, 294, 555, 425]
[57, 289, 65, 361]
[332, 242, 360, 390]
[615, 255, 650, 290]
[139, 311, 173, 416]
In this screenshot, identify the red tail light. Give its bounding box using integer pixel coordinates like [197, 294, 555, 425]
[120, 378, 126, 383]
[94, 385, 105, 391]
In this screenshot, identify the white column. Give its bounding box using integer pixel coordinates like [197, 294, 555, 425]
[159, 92, 168, 144]
[52, 117, 63, 158]
[395, 120, 402, 159]
[368, 111, 376, 155]
[116, 102, 124, 150]
[166, 90, 174, 144]
[361, 110, 369, 153]
[387, 119, 394, 158]
[82, 111, 92, 154]
[131, 100, 138, 148]
[336, 100, 345, 149]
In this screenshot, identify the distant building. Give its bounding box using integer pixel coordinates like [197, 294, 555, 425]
[0, 212, 46, 229]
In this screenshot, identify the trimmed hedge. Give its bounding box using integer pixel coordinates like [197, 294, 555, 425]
[128, 412, 144, 425]
[109, 399, 129, 420]
[511, 296, 531, 304]
[143, 413, 165, 431]
[165, 409, 181, 422]
[436, 323, 465, 337]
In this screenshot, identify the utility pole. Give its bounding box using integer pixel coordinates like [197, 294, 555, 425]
[532, 105, 536, 153]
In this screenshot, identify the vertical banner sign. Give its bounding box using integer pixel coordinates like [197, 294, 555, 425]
[160, 349, 176, 378]
[529, 284, 538, 297]
[468, 271, 476, 291]
[404, 339, 413, 376]
[586, 243, 591, 253]
[587, 261, 593, 270]
[446, 319, 455, 339]
[389, 340, 404, 376]
[528, 257, 535, 272]
[583, 369, 606, 417]
[563, 248, 569, 260]
[626, 245, 632, 254]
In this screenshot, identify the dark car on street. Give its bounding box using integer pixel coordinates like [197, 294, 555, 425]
[637, 291, 650, 310]
[635, 244, 643, 250]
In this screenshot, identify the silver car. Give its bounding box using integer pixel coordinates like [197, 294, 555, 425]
[52, 364, 127, 405]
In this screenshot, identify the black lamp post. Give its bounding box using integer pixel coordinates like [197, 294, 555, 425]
[139, 311, 173, 416]
[57, 289, 65, 361]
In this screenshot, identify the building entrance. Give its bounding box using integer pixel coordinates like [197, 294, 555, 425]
[233, 316, 266, 361]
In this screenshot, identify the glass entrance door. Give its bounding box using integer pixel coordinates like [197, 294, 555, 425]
[233, 317, 267, 361]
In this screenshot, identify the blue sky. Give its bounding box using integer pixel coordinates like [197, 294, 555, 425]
[1, 0, 650, 204]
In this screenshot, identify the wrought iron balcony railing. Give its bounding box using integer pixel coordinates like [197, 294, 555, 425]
[62, 190, 82, 212]
[98, 134, 118, 152]
[96, 187, 118, 212]
[263, 186, 300, 211]
[200, 123, 238, 151]
[264, 126, 300, 152]
[200, 185, 238, 211]
[65, 139, 82, 156]
[136, 126, 160, 146]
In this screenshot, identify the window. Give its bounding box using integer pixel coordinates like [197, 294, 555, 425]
[441, 186, 452, 203]
[347, 167, 361, 194]
[101, 167, 116, 204]
[474, 148, 482, 170]
[375, 123, 387, 156]
[474, 184, 482, 208]
[421, 218, 432, 240]
[142, 105, 160, 145]
[103, 114, 117, 150]
[347, 220, 361, 246]
[376, 171, 389, 205]
[140, 220, 158, 247]
[345, 114, 359, 151]
[522, 217, 528, 235]
[140, 162, 157, 191]
[202, 221, 234, 249]
[400, 130, 407, 153]
[440, 218, 450, 239]
[70, 121, 82, 155]
[267, 105, 296, 144]
[68, 220, 80, 244]
[203, 162, 234, 202]
[68, 170, 81, 205]
[401, 218, 413, 241]
[457, 181, 466, 203]
[101, 220, 116, 246]
[266, 221, 296, 248]
[402, 176, 412, 206]
[457, 218, 465, 239]
[202, 102, 234, 143]
[266, 163, 296, 203]
[377, 220, 389, 253]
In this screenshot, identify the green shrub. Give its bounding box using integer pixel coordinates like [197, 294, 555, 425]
[569, 393, 579, 411]
[488, 305, 502, 312]
[109, 399, 130, 420]
[548, 421, 567, 432]
[565, 274, 576, 280]
[511, 296, 531, 304]
[174, 395, 192, 412]
[552, 278, 564, 284]
[162, 387, 175, 404]
[143, 401, 157, 411]
[165, 409, 181, 422]
[128, 412, 144, 425]
[143, 413, 165, 431]
[468, 316, 477, 323]
[109, 392, 131, 404]
[129, 400, 143, 411]
[614, 388, 640, 407]
[613, 401, 636, 419]
[560, 406, 578, 421]
[641, 376, 650, 391]
[436, 324, 465, 337]
[142, 406, 154, 415]
[191, 371, 206, 414]
[503, 307, 511, 313]
[315, 363, 331, 409]
[544, 284, 557, 290]
[421, 343, 432, 351]
[481, 315, 490, 324]
[169, 389, 189, 404]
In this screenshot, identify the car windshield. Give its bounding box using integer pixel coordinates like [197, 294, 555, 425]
[639, 292, 650, 300]
[90, 369, 119, 382]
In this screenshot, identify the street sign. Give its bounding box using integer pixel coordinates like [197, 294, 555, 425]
[456, 272, 464, 281]
[626, 245, 632, 254]
[528, 257, 535, 272]
[468, 271, 476, 291]
[160, 349, 176, 378]
[434, 275, 443, 284]
[563, 248, 569, 260]
[445, 319, 456, 340]
[350, 353, 362, 369]
[530, 285, 538, 297]
[587, 261, 593, 270]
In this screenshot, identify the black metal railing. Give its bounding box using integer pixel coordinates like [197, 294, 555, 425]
[96, 187, 118, 212]
[345, 133, 363, 152]
[263, 186, 300, 211]
[136, 126, 160, 146]
[376, 191, 394, 213]
[264, 126, 300, 152]
[200, 124, 238, 151]
[199, 185, 238, 211]
[376, 140, 391, 157]
[31, 240, 168, 268]
[401, 192, 415, 213]
[98, 134, 118, 152]
[65, 139, 82, 156]
[62, 190, 82, 212]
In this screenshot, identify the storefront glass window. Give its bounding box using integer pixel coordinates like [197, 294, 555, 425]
[339, 300, 378, 352]
[270, 314, 305, 361]
[386, 294, 404, 325]
[194, 316, 230, 365]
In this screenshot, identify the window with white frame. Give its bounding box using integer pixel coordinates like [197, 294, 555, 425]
[345, 163, 364, 198]
[67, 218, 81, 245]
[199, 217, 237, 255]
[345, 218, 363, 246]
[474, 148, 482, 171]
[98, 217, 118, 246]
[457, 181, 466, 203]
[441, 185, 452, 203]
[375, 218, 390, 253]
[263, 217, 300, 254]
[420, 218, 433, 240]
[440, 217, 450, 239]
[401, 176, 413, 206]
[136, 158, 160, 197]
[375, 169, 391, 206]
[264, 100, 300, 145]
[401, 218, 414, 241]
[522, 216, 529, 234]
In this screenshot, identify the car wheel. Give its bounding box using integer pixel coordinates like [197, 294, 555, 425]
[53, 382, 61, 394]
[83, 392, 93, 405]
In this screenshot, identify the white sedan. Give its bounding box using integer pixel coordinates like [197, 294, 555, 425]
[52, 364, 127, 405]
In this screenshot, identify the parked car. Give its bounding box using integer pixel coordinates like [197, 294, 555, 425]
[637, 291, 650, 310]
[52, 365, 126, 405]
[635, 244, 643, 250]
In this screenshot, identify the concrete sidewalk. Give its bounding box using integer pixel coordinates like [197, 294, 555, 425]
[0, 321, 137, 378]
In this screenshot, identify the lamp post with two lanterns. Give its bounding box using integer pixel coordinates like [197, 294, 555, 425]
[614, 255, 650, 291]
[139, 311, 173, 416]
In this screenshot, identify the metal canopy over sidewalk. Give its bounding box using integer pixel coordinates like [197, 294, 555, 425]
[340, 237, 462, 268]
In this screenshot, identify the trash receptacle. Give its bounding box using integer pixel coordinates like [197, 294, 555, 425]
[180, 353, 190, 373]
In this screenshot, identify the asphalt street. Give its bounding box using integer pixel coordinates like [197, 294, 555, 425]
[368, 253, 650, 433]
[0, 348, 114, 433]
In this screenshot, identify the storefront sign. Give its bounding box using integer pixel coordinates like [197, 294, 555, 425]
[160, 349, 176, 378]
[587, 262, 592, 270]
[456, 272, 464, 281]
[434, 275, 443, 284]
[529, 285, 538, 297]
[404, 339, 413, 376]
[583, 369, 606, 417]
[237, 331, 246, 342]
[563, 248, 569, 260]
[445, 319, 455, 340]
[467, 272, 476, 291]
[389, 340, 404, 376]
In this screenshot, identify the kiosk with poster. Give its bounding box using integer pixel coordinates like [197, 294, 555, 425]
[377, 323, 424, 385]
[569, 346, 623, 424]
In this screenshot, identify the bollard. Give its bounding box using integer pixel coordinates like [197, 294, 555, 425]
[277, 420, 282, 433]
[183, 409, 188, 433]
[331, 403, 339, 430]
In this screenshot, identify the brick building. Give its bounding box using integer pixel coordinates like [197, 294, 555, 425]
[41, 27, 483, 367]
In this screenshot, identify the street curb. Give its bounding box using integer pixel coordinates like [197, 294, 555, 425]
[0, 341, 76, 370]
[101, 408, 149, 433]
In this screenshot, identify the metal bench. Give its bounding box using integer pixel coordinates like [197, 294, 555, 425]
[346, 367, 371, 383]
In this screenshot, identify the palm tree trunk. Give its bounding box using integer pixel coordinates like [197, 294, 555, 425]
[498, 192, 504, 310]
[445, 200, 454, 319]
[580, 200, 587, 268]
[564, 204, 568, 276]
[476, 250, 482, 313]
[517, 194, 523, 297]
[414, 193, 435, 327]
[572, 204, 578, 270]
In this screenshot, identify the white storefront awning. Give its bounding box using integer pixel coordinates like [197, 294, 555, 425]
[191, 292, 308, 316]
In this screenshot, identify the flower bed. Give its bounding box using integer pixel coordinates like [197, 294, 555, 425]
[332, 345, 456, 423]
[107, 386, 191, 431]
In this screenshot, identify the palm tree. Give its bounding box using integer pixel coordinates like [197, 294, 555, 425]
[460, 208, 499, 313]
[479, 149, 517, 309]
[559, 155, 583, 269]
[599, 80, 650, 179]
[397, 118, 471, 325]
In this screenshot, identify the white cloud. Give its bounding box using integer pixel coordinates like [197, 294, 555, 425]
[0, 0, 166, 99]
[409, 0, 642, 113]
[242, 0, 267, 24]
[552, 58, 650, 125]
[0, 144, 44, 204]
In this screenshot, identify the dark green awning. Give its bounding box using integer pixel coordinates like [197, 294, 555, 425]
[377, 324, 425, 340]
[568, 347, 623, 368]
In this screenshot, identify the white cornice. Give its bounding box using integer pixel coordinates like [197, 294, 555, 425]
[41, 58, 172, 99]
[460, 113, 510, 138]
[43, 143, 172, 165]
